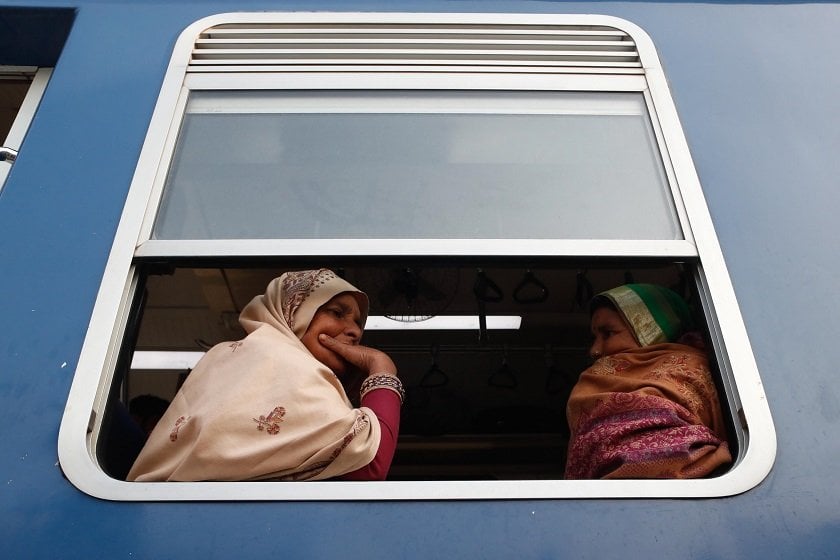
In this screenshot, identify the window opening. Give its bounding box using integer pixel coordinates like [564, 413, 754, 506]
[1, 73, 31, 141]
[107, 260, 736, 482]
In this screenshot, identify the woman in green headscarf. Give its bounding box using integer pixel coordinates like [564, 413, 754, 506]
[565, 284, 732, 479]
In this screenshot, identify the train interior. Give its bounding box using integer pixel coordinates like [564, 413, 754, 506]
[97, 259, 733, 481]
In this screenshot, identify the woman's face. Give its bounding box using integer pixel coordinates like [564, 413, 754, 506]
[589, 306, 641, 359]
[300, 292, 364, 376]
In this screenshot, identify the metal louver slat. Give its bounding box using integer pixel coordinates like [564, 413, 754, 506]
[194, 39, 637, 51]
[188, 22, 641, 72]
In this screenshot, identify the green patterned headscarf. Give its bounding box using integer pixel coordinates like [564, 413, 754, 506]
[591, 284, 693, 347]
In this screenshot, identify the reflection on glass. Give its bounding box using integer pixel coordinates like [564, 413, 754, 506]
[153, 91, 680, 240]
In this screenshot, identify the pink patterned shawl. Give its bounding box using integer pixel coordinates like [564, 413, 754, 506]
[565, 344, 732, 479]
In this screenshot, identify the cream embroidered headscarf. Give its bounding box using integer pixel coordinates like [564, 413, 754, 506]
[127, 269, 381, 482]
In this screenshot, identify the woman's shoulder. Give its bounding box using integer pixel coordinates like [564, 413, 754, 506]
[641, 342, 707, 359]
[599, 344, 709, 374]
[190, 326, 302, 375]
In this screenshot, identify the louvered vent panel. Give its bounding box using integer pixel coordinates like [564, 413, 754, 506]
[188, 22, 641, 72]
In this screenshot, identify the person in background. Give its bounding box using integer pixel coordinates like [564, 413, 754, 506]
[565, 283, 732, 479]
[128, 394, 170, 437]
[128, 269, 402, 481]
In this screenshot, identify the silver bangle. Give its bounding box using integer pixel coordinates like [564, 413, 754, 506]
[360, 374, 405, 405]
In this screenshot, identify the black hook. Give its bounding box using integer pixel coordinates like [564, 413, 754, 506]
[488, 345, 517, 389]
[473, 269, 503, 343]
[419, 345, 449, 388]
[574, 270, 593, 310]
[513, 270, 549, 304]
[473, 269, 504, 302]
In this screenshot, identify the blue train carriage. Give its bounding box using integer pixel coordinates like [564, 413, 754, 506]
[1, 2, 838, 558]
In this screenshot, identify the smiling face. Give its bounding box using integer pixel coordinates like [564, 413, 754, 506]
[300, 292, 364, 376]
[589, 305, 641, 359]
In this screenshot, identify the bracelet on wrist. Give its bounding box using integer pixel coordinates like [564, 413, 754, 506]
[360, 374, 405, 405]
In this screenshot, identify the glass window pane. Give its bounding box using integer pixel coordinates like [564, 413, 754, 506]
[152, 91, 681, 240]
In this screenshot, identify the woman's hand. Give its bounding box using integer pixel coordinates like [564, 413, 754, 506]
[318, 334, 397, 377]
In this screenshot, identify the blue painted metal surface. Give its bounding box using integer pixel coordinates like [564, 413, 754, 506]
[1, 1, 839, 558]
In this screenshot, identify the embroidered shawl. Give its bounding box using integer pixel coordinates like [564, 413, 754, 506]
[565, 344, 732, 479]
[127, 269, 381, 482]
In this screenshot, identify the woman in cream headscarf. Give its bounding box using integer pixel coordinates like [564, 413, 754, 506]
[565, 283, 732, 479]
[128, 269, 402, 482]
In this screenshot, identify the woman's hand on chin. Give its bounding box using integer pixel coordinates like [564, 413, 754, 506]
[318, 334, 397, 377]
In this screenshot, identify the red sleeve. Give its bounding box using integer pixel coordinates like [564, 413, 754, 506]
[339, 388, 401, 481]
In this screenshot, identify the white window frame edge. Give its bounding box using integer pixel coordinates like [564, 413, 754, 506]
[0, 67, 52, 190]
[57, 12, 775, 501]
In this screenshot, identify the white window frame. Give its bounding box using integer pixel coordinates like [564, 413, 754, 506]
[0, 67, 52, 190]
[58, 12, 775, 501]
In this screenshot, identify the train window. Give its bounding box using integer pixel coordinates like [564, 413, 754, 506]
[59, 13, 775, 501]
[153, 91, 680, 241]
[0, 67, 51, 190]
